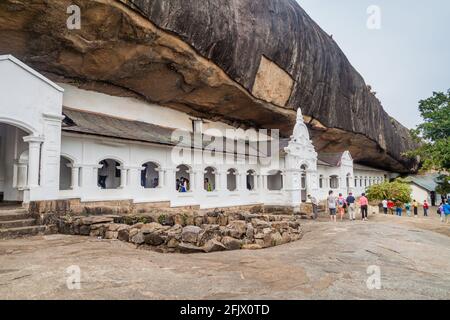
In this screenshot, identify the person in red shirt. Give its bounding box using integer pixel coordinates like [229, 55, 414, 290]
[423, 200, 429, 217]
[387, 199, 395, 215]
[359, 193, 369, 221]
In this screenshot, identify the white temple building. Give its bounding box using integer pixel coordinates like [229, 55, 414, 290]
[0, 55, 391, 211]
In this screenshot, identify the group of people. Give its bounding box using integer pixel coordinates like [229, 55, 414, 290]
[308, 191, 450, 224]
[381, 199, 427, 217]
[381, 198, 450, 223]
[438, 200, 450, 223]
[308, 191, 370, 222]
[176, 177, 190, 193]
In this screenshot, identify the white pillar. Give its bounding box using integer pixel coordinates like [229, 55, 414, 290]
[126, 166, 143, 190]
[23, 136, 44, 189]
[236, 173, 242, 191]
[157, 168, 166, 188]
[119, 168, 128, 189]
[215, 171, 222, 192]
[69, 165, 80, 190]
[193, 169, 203, 191]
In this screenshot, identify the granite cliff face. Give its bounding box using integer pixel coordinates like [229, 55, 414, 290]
[0, 0, 418, 172]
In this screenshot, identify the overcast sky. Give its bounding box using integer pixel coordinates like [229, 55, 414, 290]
[297, 0, 450, 129]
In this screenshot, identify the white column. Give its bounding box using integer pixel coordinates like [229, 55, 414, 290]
[236, 172, 242, 191]
[69, 165, 80, 190]
[127, 166, 144, 190]
[262, 174, 268, 190]
[119, 167, 128, 189]
[193, 169, 203, 191]
[23, 136, 44, 188]
[215, 171, 222, 192]
[305, 170, 313, 196]
[157, 168, 166, 188]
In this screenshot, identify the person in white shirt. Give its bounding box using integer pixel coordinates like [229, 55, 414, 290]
[382, 199, 388, 214]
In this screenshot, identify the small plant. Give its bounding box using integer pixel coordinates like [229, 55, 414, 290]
[158, 214, 167, 225]
[124, 216, 137, 226]
[181, 213, 188, 226]
[139, 217, 149, 224]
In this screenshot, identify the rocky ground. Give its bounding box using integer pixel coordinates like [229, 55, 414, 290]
[0, 213, 448, 300]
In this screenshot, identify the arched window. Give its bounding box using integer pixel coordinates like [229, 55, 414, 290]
[364, 176, 368, 187]
[319, 175, 324, 189]
[141, 162, 160, 189]
[354, 176, 358, 188]
[268, 170, 283, 191]
[329, 175, 339, 189]
[346, 174, 351, 188]
[176, 165, 191, 192]
[204, 167, 216, 192]
[59, 156, 73, 190]
[98, 159, 122, 189]
[247, 170, 256, 191]
[227, 168, 237, 191]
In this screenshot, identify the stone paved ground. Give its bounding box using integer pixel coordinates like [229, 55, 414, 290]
[0, 213, 449, 300]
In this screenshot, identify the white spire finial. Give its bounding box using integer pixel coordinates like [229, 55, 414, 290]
[296, 107, 303, 121]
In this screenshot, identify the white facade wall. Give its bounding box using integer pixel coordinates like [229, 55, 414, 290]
[410, 184, 430, 203]
[60, 133, 289, 209]
[61, 84, 262, 141]
[0, 55, 64, 202]
[316, 157, 389, 199]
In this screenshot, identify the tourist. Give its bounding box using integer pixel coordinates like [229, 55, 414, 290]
[337, 193, 346, 221]
[152, 178, 159, 188]
[382, 198, 388, 214]
[423, 200, 429, 217]
[346, 192, 356, 221]
[395, 199, 403, 216]
[387, 199, 395, 215]
[181, 178, 189, 192]
[438, 202, 445, 222]
[405, 201, 411, 217]
[359, 193, 369, 221]
[98, 160, 109, 189]
[176, 178, 181, 192]
[327, 191, 337, 222]
[204, 178, 213, 192]
[443, 201, 450, 224]
[430, 191, 436, 207]
[308, 194, 319, 220]
[412, 199, 419, 217]
[141, 163, 148, 187]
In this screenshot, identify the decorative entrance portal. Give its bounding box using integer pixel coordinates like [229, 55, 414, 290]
[0, 123, 32, 203]
[0, 55, 64, 203]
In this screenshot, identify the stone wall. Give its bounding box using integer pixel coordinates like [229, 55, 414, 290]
[56, 210, 303, 254]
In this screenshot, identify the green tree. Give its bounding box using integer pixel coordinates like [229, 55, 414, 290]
[406, 90, 450, 195]
[366, 180, 412, 203]
[407, 89, 450, 170]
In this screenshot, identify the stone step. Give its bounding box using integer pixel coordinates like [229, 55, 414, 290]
[0, 225, 56, 239]
[0, 219, 36, 229]
[0, 211, 32, 222]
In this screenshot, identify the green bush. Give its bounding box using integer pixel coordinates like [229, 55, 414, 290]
[366, 179, 412, 203]
[158, 214, 167, 225]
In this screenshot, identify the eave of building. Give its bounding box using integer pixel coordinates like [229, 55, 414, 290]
[62, 107, 269, 158]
